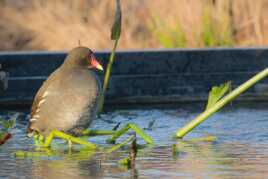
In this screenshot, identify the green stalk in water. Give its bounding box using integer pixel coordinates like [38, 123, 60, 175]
[106, 123, 153, 145]
[98, 39, 119, 113]
[81, 129, 116, 136]
[176, 68, 268, 138]
[98, 0, 121, 113]
[106, 135, 134, 153]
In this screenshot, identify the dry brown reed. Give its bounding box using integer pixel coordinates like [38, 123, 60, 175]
[0, 0, 268, 51]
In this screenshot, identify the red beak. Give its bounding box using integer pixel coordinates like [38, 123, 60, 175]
[90, 55, 103, 71]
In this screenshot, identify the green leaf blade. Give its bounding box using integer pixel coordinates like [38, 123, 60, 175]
[206, 81, 231, 110]
[111, 0, 122, 40]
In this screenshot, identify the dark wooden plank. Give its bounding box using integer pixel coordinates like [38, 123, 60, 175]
[0, 71, 8, 93]
[0, 48, 268, 106]
[1, 48, 268, 76]
[1, 72, 268, 105]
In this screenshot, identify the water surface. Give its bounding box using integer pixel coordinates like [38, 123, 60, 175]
[1, 103, 268, 178]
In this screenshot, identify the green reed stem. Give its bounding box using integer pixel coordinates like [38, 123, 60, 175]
[176, 68, 268, 138]
[81, 129, 116, 136]
[106, 135, 134, 153]
[98, 39, 119, 113]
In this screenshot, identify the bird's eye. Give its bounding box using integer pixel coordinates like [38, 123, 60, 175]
[87, 53, 93, 62]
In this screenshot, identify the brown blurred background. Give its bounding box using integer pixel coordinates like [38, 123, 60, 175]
[0, 0, 267, 51]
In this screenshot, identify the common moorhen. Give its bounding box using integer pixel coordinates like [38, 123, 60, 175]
[27, 47, 103, 138]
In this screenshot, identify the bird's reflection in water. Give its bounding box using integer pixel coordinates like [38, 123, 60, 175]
[31, 159, 102, 179]
[28, 147, 138, 179]
[30, 149, 102, 179]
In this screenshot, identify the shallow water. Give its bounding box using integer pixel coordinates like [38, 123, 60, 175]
[1, 103, 268, 178]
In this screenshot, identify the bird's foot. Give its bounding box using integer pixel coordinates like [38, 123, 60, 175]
[33, 130, 97, 149]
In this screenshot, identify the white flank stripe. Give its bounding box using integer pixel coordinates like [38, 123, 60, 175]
[30, 118, 37, 122]
[38, 99, 46, 107]
[33, 115, 40, 118]
[42, 91, 49, 98]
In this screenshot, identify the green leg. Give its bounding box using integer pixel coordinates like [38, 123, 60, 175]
[33, 135, 39, 146]
[106, 123, 153, 144]
[33, 134, 45, 147]
[42, 130, 97, 149]
[38, 135, 45, 146]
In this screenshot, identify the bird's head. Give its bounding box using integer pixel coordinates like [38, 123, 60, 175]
[64, 46, 103, 71]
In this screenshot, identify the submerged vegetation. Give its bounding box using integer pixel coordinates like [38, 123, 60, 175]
[0, 116, 16, 145]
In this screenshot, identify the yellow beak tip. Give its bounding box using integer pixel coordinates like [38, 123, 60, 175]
[98, 65, 104, 71]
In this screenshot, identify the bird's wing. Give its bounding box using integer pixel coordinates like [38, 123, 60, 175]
[28, 69, 100, 135]
[30, 68, 61, 117]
